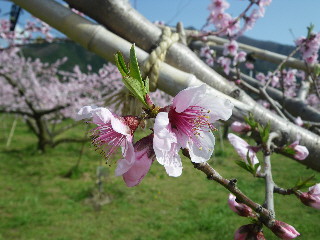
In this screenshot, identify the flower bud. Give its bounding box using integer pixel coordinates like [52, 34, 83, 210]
[288, 141, 309, 160]
[234, 224, 265, 240]
[270, 220, 300, 239]
[228, 194, 255, 217]
[299, 183, 320, 209]
[230, 121, 251, 133]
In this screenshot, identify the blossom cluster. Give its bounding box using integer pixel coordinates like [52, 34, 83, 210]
[0, 17, 54, 47]
[295, 31, 320, 65]
[206, 0, 272, 38]
[77, 84, 233, 186]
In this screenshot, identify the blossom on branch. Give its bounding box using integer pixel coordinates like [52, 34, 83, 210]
[121, 134, 155, 187]
[228, 194, 255, 217]
[270, 220, 300, 240]
[228, 133, 260, 171]
[153, 84, 233, 176]
[77, 106, 139, 175]
[288, 140, 309, 161]
[230, 121, 251, 133]
[298, 183, 320, 209]
[234, 224, 266, 240]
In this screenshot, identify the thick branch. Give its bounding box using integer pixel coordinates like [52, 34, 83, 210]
[14, 0, 320, 171]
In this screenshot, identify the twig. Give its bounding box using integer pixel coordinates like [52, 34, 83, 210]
[263, 132, 279, 217]
[263, 45, 301, 90]
[259, 87, 287, 120]
[182, 149, 274, 228]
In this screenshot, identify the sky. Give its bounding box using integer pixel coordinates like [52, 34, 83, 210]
[129, 0, 320, 46]
[1, 0, 320, 46]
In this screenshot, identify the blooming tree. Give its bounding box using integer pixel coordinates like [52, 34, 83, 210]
[9, 0, 320, 238]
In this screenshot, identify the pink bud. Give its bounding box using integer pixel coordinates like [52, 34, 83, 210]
[234, 224, 266, 240]
[299, 183, 320, 209]
[122, 134, 155, 187]
[228, 194, 255, 217]
[145, 94, 154, 107]
[270, 220, 300, 240]
[230, 121, 251, 133]
[288, 141, 309, 160]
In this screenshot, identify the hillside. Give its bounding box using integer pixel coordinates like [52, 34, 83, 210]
[22, 36, 296, 74]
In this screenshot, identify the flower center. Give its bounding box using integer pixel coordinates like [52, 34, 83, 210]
[169, 105, 216, 146]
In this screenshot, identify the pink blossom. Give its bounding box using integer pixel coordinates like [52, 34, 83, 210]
[234, 224, 266, 240]
[200, 46, 214, 59]
[223, 40, 238, 56]
[77, 106, 139, 175]
[299, 183, 320, 209]
[228, 133, 261, 171]
[307, 94, 320, 107]
[245, 62, 254, 70]
[153, 84, 233, 176]
[230, 121, 251, 133]
[233, 51, 247, 65]
[205, 57, 215, 67]
[121, 134, 155, 187]
[288, 140, 309, 160]
[256, 72, 266, 84]
[270, 220, 300, 240]
[208, 0, 230, 12]
[153, 112, 182, 177]
[228, 194, 255, 217]
[294, 117, 303, 127]
[258, 0, 272, 7]
[217, 56, 231, 75]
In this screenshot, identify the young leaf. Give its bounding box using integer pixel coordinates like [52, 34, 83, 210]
[294, 175, 317, 190]
[115, 51, 129, 77]
[129, 44, 143, 83]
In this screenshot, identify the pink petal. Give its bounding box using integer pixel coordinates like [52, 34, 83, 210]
[123, 149, 153, 187]
[187, 130, 215, 163]
[172, 84, 206, 113]
[115, 143, 135, 176]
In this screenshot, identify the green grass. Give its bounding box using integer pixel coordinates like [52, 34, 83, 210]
[0, 115, 319, 240]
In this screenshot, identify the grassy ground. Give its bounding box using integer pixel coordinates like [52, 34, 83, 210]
[0, 115, 319, 240]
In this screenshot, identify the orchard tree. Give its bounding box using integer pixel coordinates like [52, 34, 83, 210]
[9, 0, 320, 239]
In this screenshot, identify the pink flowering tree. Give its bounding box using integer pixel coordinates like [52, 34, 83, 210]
[9, 0, 320, 238]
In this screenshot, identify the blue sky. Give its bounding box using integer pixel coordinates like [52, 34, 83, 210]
[129, 0, 320, 46]
[1, 0, 320, 46]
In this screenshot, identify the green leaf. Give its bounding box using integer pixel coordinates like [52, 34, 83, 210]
[244, 113, 257, 129]
[145, 76, 150, 92]
[114, 45, 150, 108]
[122, 76, 147, 105]
[282, 146, 296, 155]
[307, 23, 315, 39]
[294, 175, 317, 190]
[114, 51, 129, 77]
[235, 160, 252, 173]
[129, 44, 143, 83]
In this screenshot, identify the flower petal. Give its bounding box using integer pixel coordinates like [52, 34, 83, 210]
[76, 105, 99, 120]
[111, 116, 131, 136]
[123, 149, 153, 187]
[187, 130, 215, 163]
[92, 107, 113, 124]
[198, 94, 233, 122]
[173, 84, 206, 113]
[164, 153, 183, 177]
[115, 142, 135, 176]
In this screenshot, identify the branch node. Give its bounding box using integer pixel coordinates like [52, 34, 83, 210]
[229, 178, 237, 186]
